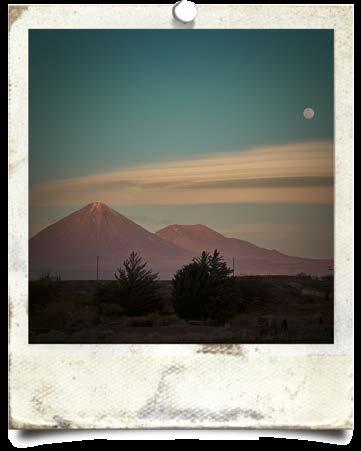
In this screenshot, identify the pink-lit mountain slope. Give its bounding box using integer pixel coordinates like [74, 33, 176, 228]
[156, 224, 333, 276]
[30, 203, 332, 279]
[29, 202, 190, 280]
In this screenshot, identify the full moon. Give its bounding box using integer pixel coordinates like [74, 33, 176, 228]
[303, 107, 315, 119]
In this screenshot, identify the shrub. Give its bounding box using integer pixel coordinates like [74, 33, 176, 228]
[206, 279, 240, 322]
[233, 277, 273, 301]
[94, 282, 120, 304]
[172, 261, 210, 320]
[29, 276, 59, 316]
[114, 252, 161, 316]
[39, 272, 61, 282]
[172, 249, 241, 322]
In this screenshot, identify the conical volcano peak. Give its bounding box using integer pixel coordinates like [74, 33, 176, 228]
[84, 201, 110, 211]
[78, 202, 138, 228]
[81, 202, 121, 219]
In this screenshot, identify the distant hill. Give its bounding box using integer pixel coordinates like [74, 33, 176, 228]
[156, 224, 333, 277]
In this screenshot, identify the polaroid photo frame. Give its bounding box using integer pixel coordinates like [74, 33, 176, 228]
[9, 4, 353, 431]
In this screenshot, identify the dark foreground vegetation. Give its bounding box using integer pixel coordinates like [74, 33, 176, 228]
[29, 251, 333, 344]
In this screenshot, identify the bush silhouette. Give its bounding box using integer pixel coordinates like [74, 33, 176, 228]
[115, 251, 161, 316]
[195, 249, 233, 281]
[29, 273, 59, 316]
[172, 261, 211, 319]
[233, 276, 273, 301]
[95, 282, 120, 304]
[172, 249, 240, 322]
[206, 279, 240, 323]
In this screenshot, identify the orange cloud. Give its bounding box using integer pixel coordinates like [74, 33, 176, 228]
[31, 140, 334, 206]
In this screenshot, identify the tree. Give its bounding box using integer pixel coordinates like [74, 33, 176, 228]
[193, 251, 210, 267]
[192, 249, 233, 281]
[115, 251, 161, 316]
[205, 250, 237, 323]
[206, 281, 239, 323]
[207, 249, 233, 281]
[172, 262, 210, 320]
[172, 249, 240, 322]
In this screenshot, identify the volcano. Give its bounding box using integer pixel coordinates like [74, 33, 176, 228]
[29, 202, 190, 280]
[156, 224, 333, 276]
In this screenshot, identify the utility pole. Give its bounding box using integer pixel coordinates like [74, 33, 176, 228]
[96, 256, 99, 281]
[232, 257, 235, 276]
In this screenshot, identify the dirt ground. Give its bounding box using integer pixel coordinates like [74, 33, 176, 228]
[29, 277, 333, 344]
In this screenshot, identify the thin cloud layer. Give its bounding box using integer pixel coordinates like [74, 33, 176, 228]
[31, 141, 333, 207]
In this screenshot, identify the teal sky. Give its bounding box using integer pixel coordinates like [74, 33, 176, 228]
[29, 29, 334, 258]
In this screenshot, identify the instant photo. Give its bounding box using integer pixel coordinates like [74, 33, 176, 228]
[28, 29, 334, 344]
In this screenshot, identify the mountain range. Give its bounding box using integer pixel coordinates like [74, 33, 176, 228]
[29, 202, 332, 279]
